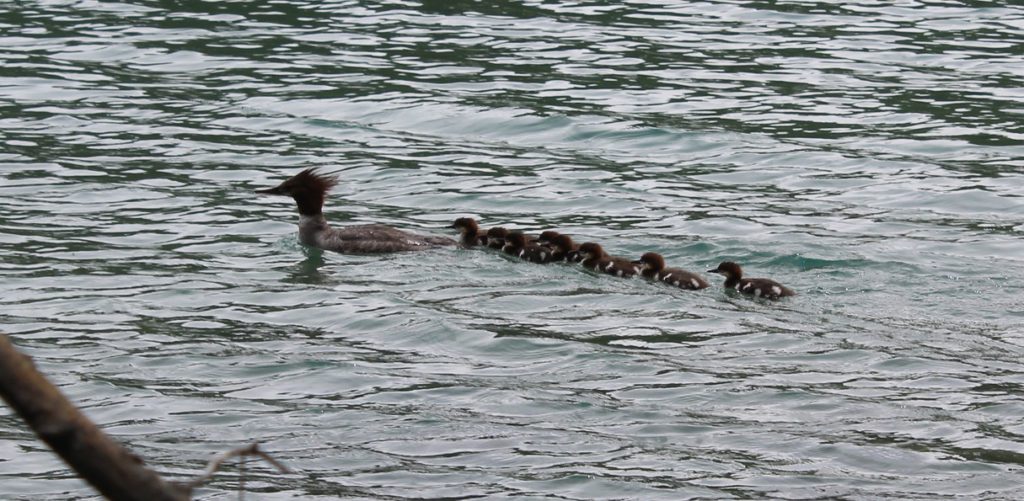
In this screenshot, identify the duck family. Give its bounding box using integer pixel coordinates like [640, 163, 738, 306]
[257, 169, 795, 300]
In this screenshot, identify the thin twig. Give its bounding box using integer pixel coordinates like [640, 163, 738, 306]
[187, 443, 291, 491]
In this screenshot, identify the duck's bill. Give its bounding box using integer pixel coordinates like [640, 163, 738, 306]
[255, 186, 284, 195]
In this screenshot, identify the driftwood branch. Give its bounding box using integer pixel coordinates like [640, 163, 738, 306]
[0, 333, 189, 501]
[0, 333, 292, 499]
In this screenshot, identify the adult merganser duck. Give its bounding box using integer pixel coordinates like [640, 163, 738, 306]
[633, 252, 709, 290]
[451, 217, 487, 247]
[707, 261, 795, 299]
[256, 168, 455, 253]
[577, 242, 638, 277]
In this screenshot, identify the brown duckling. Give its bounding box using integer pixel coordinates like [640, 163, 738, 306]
[503, 231, 552, 263]
[537, 231, 580, 262]
[451, 217, 487, 247]
[550, 234, 579, 262]
[634, 252, 708, 290]
[577, 242, 639, 278]
[486, 227, 509, 249]
[707, 261, 795, 299]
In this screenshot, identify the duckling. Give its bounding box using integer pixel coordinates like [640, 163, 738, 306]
[451, 217, 487, 247]
[577, 242, 638, 277]
[486, 227, 509, 249]
[633, 252, 708, 290]
[577, 242, 608, 270]
[537, 231, 580, 262]
[707, 261, 795, 299]
[549, 234, 580, 262]
[537, 230, 562, 246]
[503, 231, 552, 263]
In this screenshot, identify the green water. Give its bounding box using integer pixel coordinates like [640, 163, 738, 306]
[2, 1, 1024, 499]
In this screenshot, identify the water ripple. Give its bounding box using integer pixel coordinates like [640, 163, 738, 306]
[2, 1, 1024, 499]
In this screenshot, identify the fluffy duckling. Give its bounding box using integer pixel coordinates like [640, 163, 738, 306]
[577, 242, 638, 278]
[634, 252, 708, 290]
[451, 217, 487, 247]
[550, 234, 579, 262]
[537, 231, 579, 262]
[486, 227, 509, 249]
[537, 230, 562, 246]
[577, 242, 607, 269]
[707, 261, 795, 299]
[503, 231, 552, 263]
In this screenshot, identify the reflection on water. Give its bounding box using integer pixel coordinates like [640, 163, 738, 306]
[285, 247, 329, 285]
[2, 1, 1024, 499]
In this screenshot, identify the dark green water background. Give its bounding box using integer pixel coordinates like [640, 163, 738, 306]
[2, 1, 1024, 499]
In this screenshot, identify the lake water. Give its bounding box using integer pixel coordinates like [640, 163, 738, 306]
[2, 1, 1024, 499]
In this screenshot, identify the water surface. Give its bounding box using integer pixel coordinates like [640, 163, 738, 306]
[2, 1, 1024, 499]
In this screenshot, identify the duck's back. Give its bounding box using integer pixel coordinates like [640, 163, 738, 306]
[310, 223, 455, 254]
[737, 277, 795, 299]
[660, 268, 709, 290]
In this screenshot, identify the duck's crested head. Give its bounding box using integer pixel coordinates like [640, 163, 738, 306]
[506, 231, 528, 247]
[551, 234, 574, 251]
[256, 168, 339, 215]
[487, 227, 509, 239]
[707, 261, 742, 278]
[256, 168, 338, 197]
[451, 217, 479, 232]
[635, 252, 665, 271]
[256, 168, 338, 215]
[577, 242, 604, 258]
[538, 230, 561, 243]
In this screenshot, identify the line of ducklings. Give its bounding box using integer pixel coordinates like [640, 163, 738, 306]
[452, 217, 795, 300]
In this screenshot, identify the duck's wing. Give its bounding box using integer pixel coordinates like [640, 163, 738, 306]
[319, 224, 455, 253]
